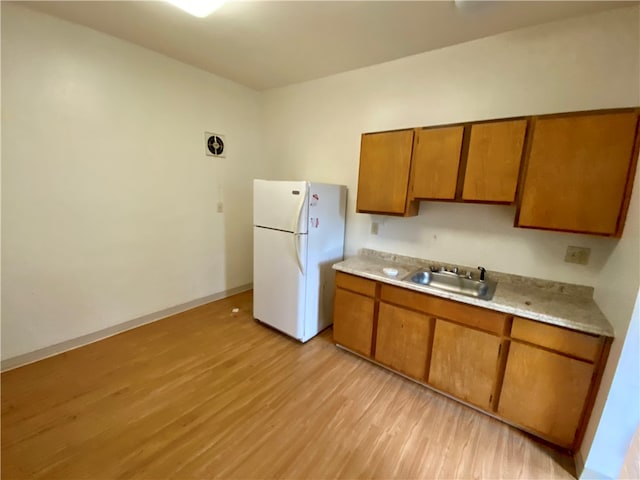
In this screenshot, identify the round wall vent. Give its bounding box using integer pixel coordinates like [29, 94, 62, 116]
[205, 132, 225, 157]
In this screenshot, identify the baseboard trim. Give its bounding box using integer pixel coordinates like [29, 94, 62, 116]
[1, 283, 253, 372]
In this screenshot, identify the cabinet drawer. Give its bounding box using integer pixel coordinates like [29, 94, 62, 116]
[511, 317, 601, 362]
[335, 272, 377, 297]
[380, 284, 506, 335]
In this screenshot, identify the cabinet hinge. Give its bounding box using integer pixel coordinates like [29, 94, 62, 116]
[498, 344, 502, 356]
[489, 394, 493, 404]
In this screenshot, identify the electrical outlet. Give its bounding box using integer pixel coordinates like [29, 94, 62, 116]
[370, 222, 379, 235]
[216, 202, 224, 213]
[565, 246, 590, 265]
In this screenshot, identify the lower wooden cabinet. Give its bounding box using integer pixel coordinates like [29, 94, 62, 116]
[333, 288, 375, 357]
[331, 271, 610, 452]
[498, 342, 594, 448]
[374, 303, 432, 380]
[428, 321, 501, 410]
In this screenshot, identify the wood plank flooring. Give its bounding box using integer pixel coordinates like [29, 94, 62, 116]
[1, 291, 576, 479]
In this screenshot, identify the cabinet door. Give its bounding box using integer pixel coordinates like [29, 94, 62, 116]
[462, 119, 527, 202]
[517, 112, 638, 235]
[498, 342, 594, 449]
[375, 303, 432, 380]
[333, 288, 375, 357]
[411, 126, 464, 200]
[428, 321, 501, 410]
[356, 130, 416, 215]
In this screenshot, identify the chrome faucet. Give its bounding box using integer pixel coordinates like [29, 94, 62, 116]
[430, 265, 484, 280]
[477, 266, 487, 282]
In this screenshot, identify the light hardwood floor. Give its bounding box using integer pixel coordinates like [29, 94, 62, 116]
[2, 291, 575, 479]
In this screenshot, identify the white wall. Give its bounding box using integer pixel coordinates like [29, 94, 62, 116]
[262, 5, 639, 286]
[580, 142, 640, 476]
[1, 4, 267, 360]
[582, 289, 640, 479]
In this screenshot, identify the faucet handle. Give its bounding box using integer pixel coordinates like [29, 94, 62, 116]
[477, 266, 487, 282]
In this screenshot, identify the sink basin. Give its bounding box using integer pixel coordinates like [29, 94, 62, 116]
[405, 270, 497, 300]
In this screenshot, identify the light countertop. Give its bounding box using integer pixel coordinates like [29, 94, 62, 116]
[332, 249, 614, 337]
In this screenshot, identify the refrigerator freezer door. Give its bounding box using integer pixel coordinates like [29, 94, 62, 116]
[253, 226, 308, 340]
[254, 179, 309, 233]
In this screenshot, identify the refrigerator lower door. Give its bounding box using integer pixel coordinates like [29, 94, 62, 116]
[253, 226, 308, 340]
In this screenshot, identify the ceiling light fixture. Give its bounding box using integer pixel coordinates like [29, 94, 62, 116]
[165, 0, 229, 18]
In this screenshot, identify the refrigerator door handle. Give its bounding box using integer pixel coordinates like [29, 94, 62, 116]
[293, 185, 308, 234]
[294, 233, 304, 275]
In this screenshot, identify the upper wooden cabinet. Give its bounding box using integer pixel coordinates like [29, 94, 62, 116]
[411, 126, 464, 200]
[462, 119, 527, 202]
[356, 129, 418, 216]
[357, 121, 527, 212]
[517, 111, 639, 236]
[355, 108, 639, 235]
[410, 120, 526, 203]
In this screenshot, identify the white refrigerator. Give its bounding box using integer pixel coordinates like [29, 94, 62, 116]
[253, 179, 347, 342]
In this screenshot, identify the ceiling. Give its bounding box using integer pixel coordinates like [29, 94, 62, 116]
[21, 1, 632, 90]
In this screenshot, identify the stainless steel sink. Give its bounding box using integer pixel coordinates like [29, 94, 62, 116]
[405, 269, 497, 300]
